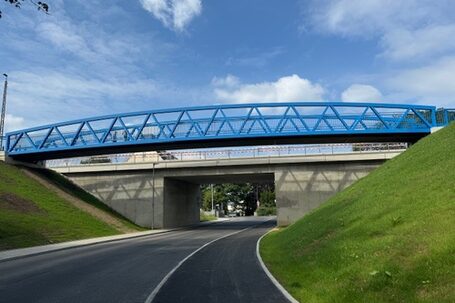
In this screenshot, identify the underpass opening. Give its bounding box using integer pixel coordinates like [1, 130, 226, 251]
[163, 173, 275, 225]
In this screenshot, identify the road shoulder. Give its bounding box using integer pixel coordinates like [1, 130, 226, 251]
[0, 218, 231, 263]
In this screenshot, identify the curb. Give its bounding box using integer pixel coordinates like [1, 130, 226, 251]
[256, 229, 299, 303]
[0, 219, 229, 263]
[0, 229, 176, 263]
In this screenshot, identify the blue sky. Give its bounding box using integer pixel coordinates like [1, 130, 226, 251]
[1, 0, 455, 131]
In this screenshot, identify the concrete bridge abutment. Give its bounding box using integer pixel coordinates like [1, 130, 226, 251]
[60, 153, 395, 229]
[66, 172, 201, 229]
[274, 161, 382, 226]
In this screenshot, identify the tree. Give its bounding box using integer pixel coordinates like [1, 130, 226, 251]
[201, 184, 229, 211]
[256, 184, 276, 216]
[200, 183, 275, 216]
[200, 183, 255, 213]
[259, 189, 275, 207]
[1, 0, 49, 19]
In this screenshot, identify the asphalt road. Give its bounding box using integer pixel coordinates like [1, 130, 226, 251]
[0, 217, 288, 303]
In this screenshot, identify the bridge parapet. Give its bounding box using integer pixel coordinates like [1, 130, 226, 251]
[436, 108, 455, 125]
[46, 143, 407, 169]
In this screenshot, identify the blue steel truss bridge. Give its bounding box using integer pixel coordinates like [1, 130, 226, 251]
[4, 102, 455, 161]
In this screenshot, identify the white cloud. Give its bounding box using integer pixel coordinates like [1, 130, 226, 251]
[4, 114, 25, 132]
[140, 0, 202, 31]
[303, 0, 455, 107]
[213, 74, 325, 103]
[381, 25, 455, 61]
[35, 17, 164, 74]
[211, 74, 240, 88]
[305, 0, 455, 61]
[0, 1, 194, 129]
[225, 47, 285, 68]
[37, 21, 91, 58]
[5, 71, 160, 127]
[308, 0, 451, 36]
[387, 56, 455, 107]
[341, 84, 383, 102]
[10, 71, 159, 101]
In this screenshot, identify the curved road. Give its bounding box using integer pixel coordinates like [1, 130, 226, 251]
[0, 217, 288, 303]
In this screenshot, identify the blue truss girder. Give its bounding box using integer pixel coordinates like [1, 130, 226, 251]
[5, 102, 449, 157]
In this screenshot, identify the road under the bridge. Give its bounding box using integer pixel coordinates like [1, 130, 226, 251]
[0, 217, 287, 303]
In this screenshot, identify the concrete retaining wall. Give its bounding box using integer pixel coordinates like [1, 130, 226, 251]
[68, 172, 163, 228]
[64, 155, 389, 228]
[274, 161, 381, 226]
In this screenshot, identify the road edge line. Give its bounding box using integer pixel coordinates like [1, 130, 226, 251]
[256, 229, 299, 303]
[0, 229, 181, 263]
[0, 219, 231, 263]
[144, 224, 254, 303]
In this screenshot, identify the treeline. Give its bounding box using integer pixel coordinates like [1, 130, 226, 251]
[200, 183, 276, 216]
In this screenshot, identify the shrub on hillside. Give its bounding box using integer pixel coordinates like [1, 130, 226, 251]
[256, 206, 276, 216]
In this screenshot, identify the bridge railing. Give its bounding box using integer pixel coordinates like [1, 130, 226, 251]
[45, 143, 408, 168]
[5, 102, 437, 156]
[436, 108, 455, 125]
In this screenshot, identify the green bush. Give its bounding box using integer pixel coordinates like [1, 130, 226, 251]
[256, 206, 276, 216]
[259, 189, 275, 207]
[200, 211, 217, 222]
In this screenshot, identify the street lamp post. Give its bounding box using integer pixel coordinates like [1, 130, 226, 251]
[0, 74, 8, 151]
[151, 162, 156, 229]
[211, 184, 214, 214]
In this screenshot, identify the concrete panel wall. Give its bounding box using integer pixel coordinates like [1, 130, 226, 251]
[64, 159, 386, 229]
[68, 172, 164, 228]
[274, 161, 382, 226]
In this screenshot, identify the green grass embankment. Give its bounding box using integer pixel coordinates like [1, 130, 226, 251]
[261, 123, 455, 303]
[0, 162, 142, 250]
[31, 167, 141, 231]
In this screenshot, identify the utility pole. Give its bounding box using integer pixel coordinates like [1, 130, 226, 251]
[151, 162, 156, 230]
[211, 184, 214, 214]
[0, 74, 8, 151]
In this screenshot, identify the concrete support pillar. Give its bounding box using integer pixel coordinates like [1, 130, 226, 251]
[274, 162, 381, 226]
[163, 178, 200, 228]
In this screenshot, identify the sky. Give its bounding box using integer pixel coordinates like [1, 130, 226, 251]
[1, 0, 455, 131]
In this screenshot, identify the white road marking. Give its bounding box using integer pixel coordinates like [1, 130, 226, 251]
[144, 222, 256, 303]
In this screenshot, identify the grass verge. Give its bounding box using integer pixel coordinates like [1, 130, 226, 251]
[30, 167, 141, 231]
[200, 211, 217, 222]
[261, 123, 455, 303]
[0, 162, 142, 250]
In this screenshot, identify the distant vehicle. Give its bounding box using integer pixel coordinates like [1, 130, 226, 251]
[228, 212, 237, 218]
[227, 202, 237, 217]
[226, 201, 245, 217]
[157, 150, 178, 160]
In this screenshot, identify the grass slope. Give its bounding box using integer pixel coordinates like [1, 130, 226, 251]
[0, 162, 140, 250]
[30, 167, 141, 231]
[261, 123, 455, 303]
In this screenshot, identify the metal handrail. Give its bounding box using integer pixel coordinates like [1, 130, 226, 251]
[45, 143, 408, 168]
